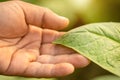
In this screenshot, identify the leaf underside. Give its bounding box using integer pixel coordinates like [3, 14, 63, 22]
[54, 22, 120, 77]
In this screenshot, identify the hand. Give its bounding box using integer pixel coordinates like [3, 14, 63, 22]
[0, 1, 90, 77]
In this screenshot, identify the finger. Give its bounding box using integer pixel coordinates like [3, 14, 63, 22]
[40, 43, 74, 55]
[37, 54, 90, 68]
[16, 1, 69, 30]
[23, 62, 74, 77]
[42, 29, 65, 44]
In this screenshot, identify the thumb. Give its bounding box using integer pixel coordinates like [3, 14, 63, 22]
[16, 1, 69, 30]
[0, 1, 69, 39]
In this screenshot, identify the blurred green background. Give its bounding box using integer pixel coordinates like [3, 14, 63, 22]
[0, 0, 120, 80]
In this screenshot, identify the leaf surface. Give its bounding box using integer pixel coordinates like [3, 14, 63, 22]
[91, 75, 120, 80]
[54, 22, 120, 77]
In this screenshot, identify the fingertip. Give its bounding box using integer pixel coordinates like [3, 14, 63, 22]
[69, 54, 90, 68]
[79, 58, 90, 68]
[51, 63, 74, 77]
[58, 16, 69, 30]
[43, 8, 69, 30]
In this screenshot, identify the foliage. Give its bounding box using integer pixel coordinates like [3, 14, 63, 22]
[91, 75, 120, 80]
[54, 22, 120, 77]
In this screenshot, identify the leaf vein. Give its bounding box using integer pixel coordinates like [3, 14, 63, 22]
[86, 29, 120, 44]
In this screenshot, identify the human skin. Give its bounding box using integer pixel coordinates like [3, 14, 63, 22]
[0, 1, 90, 77]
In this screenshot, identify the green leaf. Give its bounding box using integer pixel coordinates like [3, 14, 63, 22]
[91, 75, 120, 80]
[54, 22, 120, 77]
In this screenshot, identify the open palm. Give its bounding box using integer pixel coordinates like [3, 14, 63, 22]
[0, 1, 90, 77]
[0, 26, 89, 77]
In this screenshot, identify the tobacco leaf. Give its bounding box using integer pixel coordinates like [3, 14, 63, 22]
[91, 75, 120, 80]
[54, 22, 120, 77]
